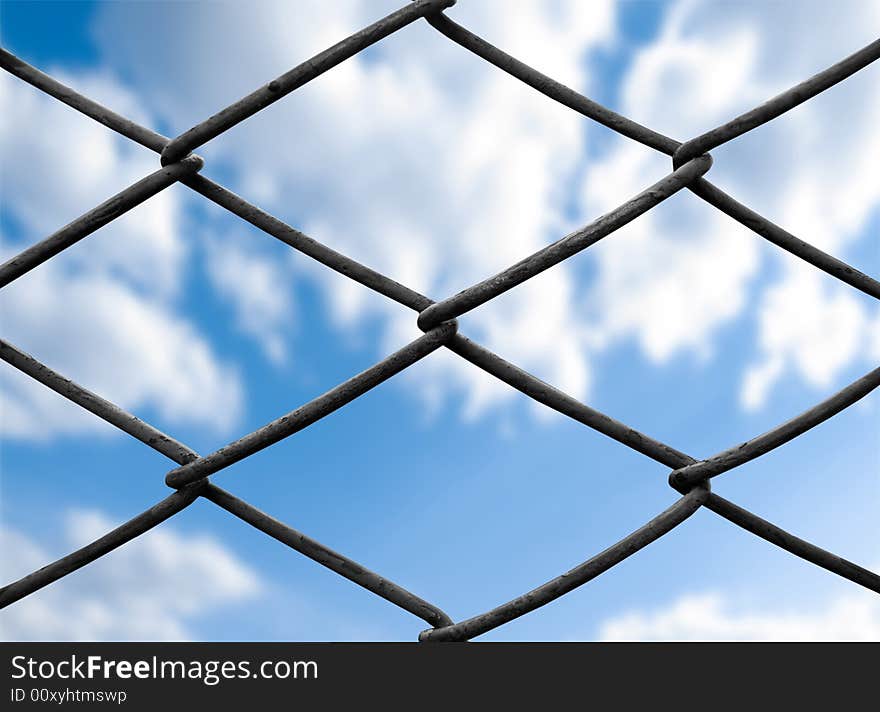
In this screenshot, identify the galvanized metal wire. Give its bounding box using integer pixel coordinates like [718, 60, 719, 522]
[1, 1, 878, 641]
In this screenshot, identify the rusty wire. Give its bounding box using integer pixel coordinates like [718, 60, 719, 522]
[1, 0, 878, 642]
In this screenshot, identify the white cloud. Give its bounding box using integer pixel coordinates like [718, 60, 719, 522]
[0, 262, 243, 437]
[578, 10, 763, 365]
[581, 201, 760, 363]
[67, 0, 879, 423]
[597, 589, 880, 642]
[92, 0, 616, 419]
[0, 509, 262, 641]
[742, 266, 877, 410]
[0, 70, 243, 438]
[204, 234, 295, 365]
[582, 0, 880, 407]
[0, 70, 183, 296]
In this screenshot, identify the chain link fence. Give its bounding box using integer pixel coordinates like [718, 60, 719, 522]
[1, 0, 878, 641]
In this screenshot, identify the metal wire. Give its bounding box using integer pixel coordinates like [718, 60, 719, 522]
[1, 1, 878, 642]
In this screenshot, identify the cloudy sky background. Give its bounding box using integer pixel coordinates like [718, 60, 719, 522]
[0, 0, 878, 641]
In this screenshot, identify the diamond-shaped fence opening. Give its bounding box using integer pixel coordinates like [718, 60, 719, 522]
[1, 0, 878, 642]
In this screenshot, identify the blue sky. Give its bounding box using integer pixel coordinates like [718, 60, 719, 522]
[1, 0, 878, 641]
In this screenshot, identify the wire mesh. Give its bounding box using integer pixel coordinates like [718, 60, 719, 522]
[1, 0, 878, 642]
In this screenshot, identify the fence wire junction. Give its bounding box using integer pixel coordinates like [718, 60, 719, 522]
[1, 0, 879, 641]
